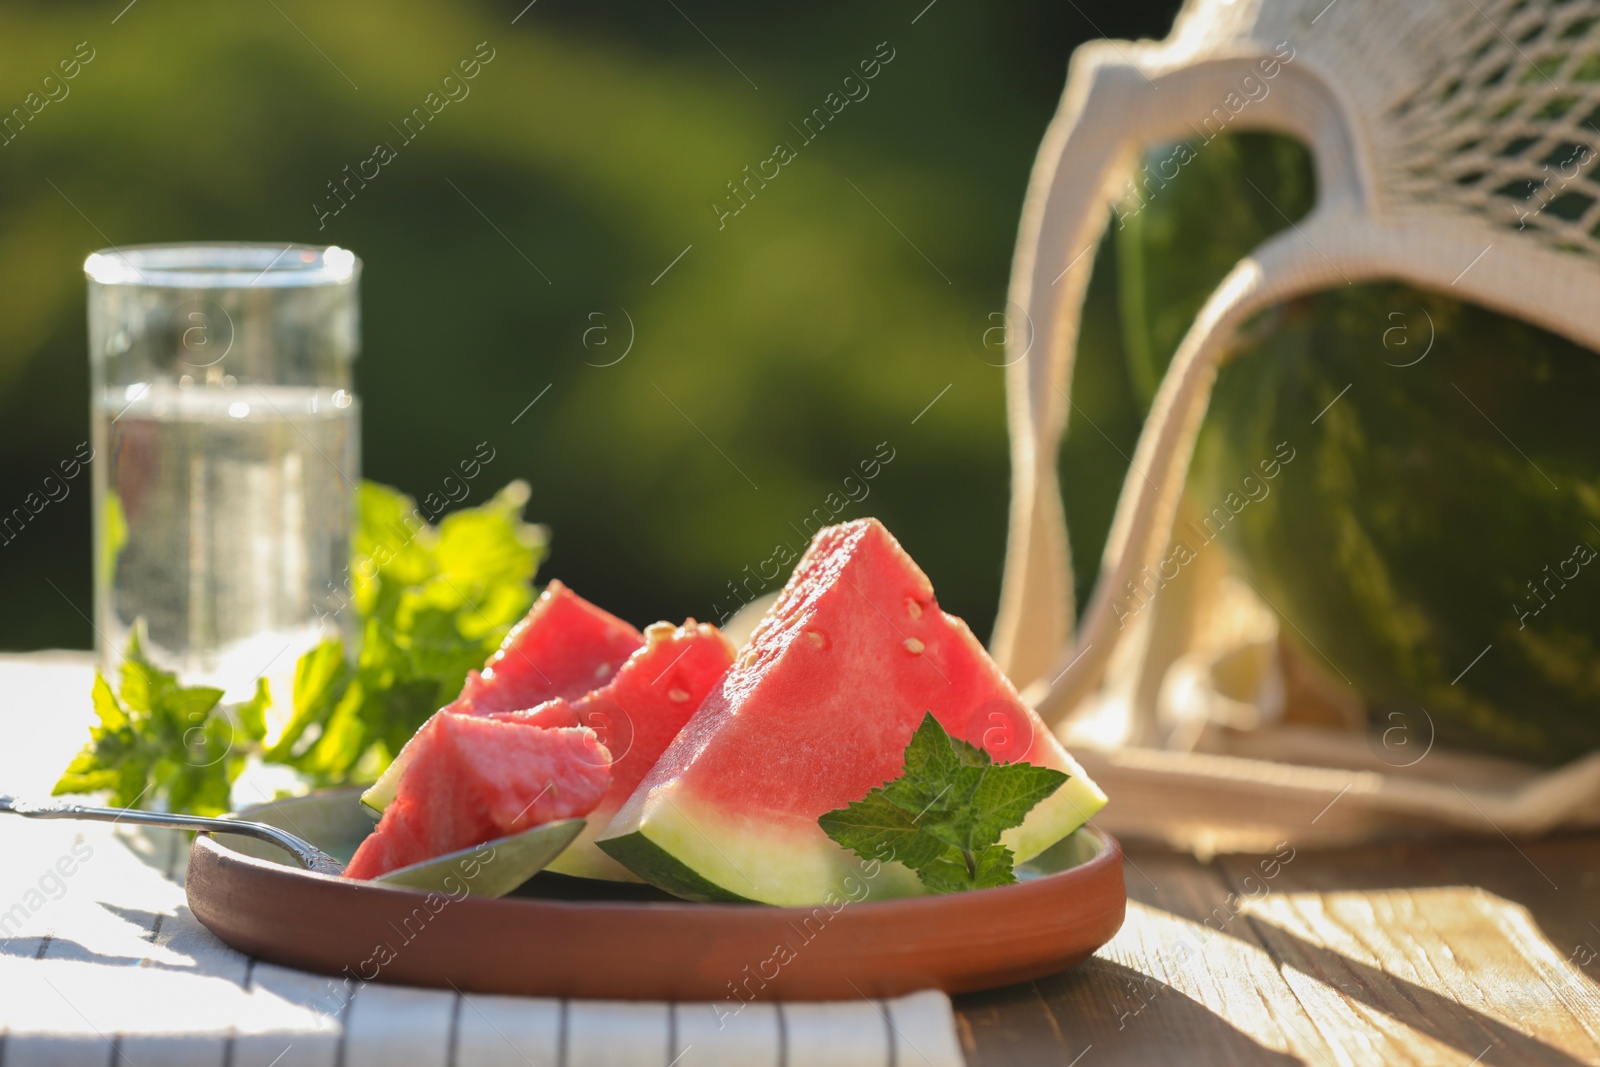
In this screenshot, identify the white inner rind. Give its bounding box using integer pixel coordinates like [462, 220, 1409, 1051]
[361, 758, 404, 812]
[544, 807, 640, 881]
[1003, 751, 1109, 862]
[606, 763, 1107, 906]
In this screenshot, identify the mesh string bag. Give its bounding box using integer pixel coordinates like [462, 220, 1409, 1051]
[991, 0, 1600, 849]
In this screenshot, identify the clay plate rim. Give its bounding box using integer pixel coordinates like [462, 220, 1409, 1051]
[186, 790, 1127, 1000]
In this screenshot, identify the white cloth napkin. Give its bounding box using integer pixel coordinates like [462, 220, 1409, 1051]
[0, 654, 966, 1067]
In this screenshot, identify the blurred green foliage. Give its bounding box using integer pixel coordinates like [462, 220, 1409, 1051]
[0, 0, 1179, 649]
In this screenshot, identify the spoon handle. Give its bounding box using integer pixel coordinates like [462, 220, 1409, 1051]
[0, 795, 346, 876]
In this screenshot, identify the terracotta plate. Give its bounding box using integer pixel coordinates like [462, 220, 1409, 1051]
[187, 790, 1126, 1000]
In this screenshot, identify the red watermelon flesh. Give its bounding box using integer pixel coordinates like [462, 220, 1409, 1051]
[454, 579, 645, 715]
[492, 620, 735, 880]
[596, 518, 1107, 905]
[362, 580, 641, 812]
[344, 711, 611, 880]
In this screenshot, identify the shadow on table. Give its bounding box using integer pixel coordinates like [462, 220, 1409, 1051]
[1216, 831, 1600, 972]
[0, 935, 197, 976]
[957, 958, 1301, 1067]
[1239, 917, 1593, 1067]
[1108, 834, 1599, 1065]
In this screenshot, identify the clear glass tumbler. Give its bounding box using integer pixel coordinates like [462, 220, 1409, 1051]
[86, 243, 361, 700]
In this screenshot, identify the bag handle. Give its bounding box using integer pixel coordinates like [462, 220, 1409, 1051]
[991, 39, 1372, 719]
[1000, 33, 1600, 730]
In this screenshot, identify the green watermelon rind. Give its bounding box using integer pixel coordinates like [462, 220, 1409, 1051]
[598, 764, 1108, 905]
[1004, 751, 1109, 861]
[544, 814, 641, 882]
[1118, 132, 1600, 764]
[597, 787, 905, 905]
[595, 829, 759, 903]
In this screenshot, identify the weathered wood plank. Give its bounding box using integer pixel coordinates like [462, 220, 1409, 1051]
[1217, 836, 1600, 1066]
[960, 846, 1323, 1065]
[954, 981, 1069, 1067]
[959, 835, 1600, 1066]
[1217, 833, 1600, 982]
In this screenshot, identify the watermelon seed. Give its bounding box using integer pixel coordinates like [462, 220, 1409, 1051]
[667, 687, 691, 703]
[906, 598, 923, 619]
[904, 638, 926, 654]
[806, 630, 828, 649]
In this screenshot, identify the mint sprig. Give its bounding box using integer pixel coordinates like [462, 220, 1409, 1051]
[54, 479, 546, 813]
[819, 712, 1067, 893]
[268, 480, 546, 784]
[54, 630, 269, 816]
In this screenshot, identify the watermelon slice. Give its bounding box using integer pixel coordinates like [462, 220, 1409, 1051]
[491, 620, 735, 881]
[596, 518, 1108, 905]
[363, 580, 642, 811]
[344, 711, 612, 880]
[455, 579, 645, 714]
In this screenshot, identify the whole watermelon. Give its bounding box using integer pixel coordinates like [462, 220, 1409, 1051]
[1116, 134, 1600, 765]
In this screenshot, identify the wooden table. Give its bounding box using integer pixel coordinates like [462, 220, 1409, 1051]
[10, 655, 1599, 1064]
[955, 833, 1600, 1065]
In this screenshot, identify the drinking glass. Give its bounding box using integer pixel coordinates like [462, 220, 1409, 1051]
[85, 243, 361, 700]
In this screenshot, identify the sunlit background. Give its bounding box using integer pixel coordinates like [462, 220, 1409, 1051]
[0, 0, 1184, 651]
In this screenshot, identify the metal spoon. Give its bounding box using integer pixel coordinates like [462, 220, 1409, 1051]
[0, 795, 583, 897]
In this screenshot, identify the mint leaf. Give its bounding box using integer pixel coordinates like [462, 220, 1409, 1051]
[906, 841, 1015, 894]
[236, 678, 271, 741]
[911, 853, 975, 894]
[817, 788, 949, 870]
[283, 480, 546, 784]
[880, 713, 984, 817]
[910, 768, 987, 852]
[55, 479, 549, 813]
[970, 844, 1019, 888]
[819, 712, 1069, 894]
[263, 637, 349, 762]
[53, 637, 266, 816]
[967, 762, 1071, 851]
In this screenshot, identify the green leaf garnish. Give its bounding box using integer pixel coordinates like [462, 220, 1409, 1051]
[276, 480, 546, 784]
[818, 712, 1068, 894]
[53, 630, 259, 816]
[53, 479, 548, 813]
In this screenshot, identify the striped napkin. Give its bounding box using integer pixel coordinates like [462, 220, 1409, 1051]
[0, 654, 967, 1067]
